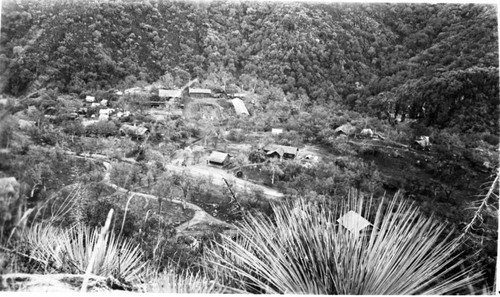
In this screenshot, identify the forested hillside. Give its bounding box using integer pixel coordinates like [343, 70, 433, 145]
[0, 0, 498, 293]
[1, 1, 498, 132]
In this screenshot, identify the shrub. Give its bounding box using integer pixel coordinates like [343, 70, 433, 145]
[85, 121, 118, 137]
[205, 193, 483, 294]
[481, 133, 499, 146]
[227, 129, 245, 142]
[21, 223, 146, 283]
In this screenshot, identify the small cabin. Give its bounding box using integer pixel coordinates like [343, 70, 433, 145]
[207, 151, 230, 167]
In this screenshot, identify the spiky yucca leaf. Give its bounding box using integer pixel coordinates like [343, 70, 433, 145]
[206, 193, 483, 294]
[142, 267, 220, 293]
[21, 223, 146, 282]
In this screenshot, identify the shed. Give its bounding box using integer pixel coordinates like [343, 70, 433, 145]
[189, 88, 212, 98]
[159, 89, 183, 99]
[335, 123, 356, 136]
[85, 96, 95, 103]
[415, 136, 431, 149]
[231, 98, 249, 115]
[337, 210, 372, 235]
[207, 151, 230, 167]
[360, 128, 373, 138]
[271, 128, 283, 135]
[263, 144, 298, 160]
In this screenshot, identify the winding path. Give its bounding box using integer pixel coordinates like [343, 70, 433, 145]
[60, 149, 283, 236]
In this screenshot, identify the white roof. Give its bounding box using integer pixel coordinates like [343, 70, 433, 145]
[337, 210, 371, 234]
[208, 151, 229, 163]
[231, 98, 249, 115]
[85, 96, 95, 102]
[189, 88, 212, 94]
[159, 89, 182, 98]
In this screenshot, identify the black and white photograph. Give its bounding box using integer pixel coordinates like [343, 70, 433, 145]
[0, 0, 498, 294]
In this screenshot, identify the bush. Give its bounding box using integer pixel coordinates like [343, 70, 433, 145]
[21, 223, 146, 282]
[481, 133, 499, 146]
[226, 129, 245, 142]
[85, 121, 118, 137]
[205, 194, 483, 294]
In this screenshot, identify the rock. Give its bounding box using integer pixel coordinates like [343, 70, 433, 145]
[0, 177, 21, 224]
[0, 177, 20, 201]
[0, 273, 110, 292]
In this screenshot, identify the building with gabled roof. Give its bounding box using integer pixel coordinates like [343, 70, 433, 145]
[159, 89, 183, 99]
[337, 210, 372, 236]
[207, 151, 230, 167]
[335, 123, 356, 136]
[262, 144, 299, 160]
[189, 88, 212, 98]
[231, 98, 249, 115]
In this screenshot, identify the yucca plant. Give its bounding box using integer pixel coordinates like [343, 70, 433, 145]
[21, 223, 146, 283]
[205, 193, 483, 294]
[141, 264, 221, 293]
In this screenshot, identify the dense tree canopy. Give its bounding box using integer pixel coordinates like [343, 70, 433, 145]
[1, 1, 498, 133]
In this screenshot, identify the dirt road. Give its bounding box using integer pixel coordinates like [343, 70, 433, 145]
[163, 164, 284, 201]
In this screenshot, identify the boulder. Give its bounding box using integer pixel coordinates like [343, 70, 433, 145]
[0, 273, 110, 292]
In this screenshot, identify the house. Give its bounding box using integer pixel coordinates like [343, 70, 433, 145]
[262, 144, 299, 160]
[158, 89, 182, 99]
[189, 88, 212, 98]
[0, 98, 8, 106]
[100, 99, 108, 107]
[119, 124, 150, 138]
[271, 128, 283, 135]
[90, 103, 100, 108]
[207, 151, 230, 167]
[337, 210, 372, 237]
[85, 96, 95, 103]
[231, 98, 249, 115]
[335, 123, 356, 136]
[99, 109, 112, 121]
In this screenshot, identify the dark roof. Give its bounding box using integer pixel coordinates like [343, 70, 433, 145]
[263, 144, 298, 156]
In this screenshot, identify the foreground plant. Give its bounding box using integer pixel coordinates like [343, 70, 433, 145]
[21, 222, 146, 284]
[141, 264, 220, 293]
[206, 193, 483, 294]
